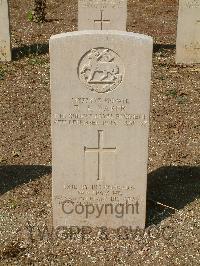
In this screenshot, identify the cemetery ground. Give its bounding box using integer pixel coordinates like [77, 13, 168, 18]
[0, 0, 199, 265]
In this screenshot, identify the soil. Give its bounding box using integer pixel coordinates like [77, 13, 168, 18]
[0, 0, 200, 265]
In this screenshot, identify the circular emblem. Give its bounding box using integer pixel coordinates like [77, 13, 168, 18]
[78, 47, 124, 93]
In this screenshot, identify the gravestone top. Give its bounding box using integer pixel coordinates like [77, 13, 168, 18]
[50, 30, 153, 229]
[0, 0, 11, 61]
[176, 0, 200, 64]
[50, 30, 152, 41]
[78, 0, 127, 30]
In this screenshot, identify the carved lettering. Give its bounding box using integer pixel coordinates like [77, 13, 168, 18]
[79, 0, 126, 9]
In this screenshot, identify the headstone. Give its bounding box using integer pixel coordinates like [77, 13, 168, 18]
[78, 0, 127, 31]
[176, 0, 200, 64]
[50, 31, 153, 229]
[0, 0, 11, 61]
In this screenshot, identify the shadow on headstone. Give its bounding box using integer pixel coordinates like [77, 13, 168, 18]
[0, 165, 52, 195]
[146, 166, 200, 226]
[153, 43, 176, 53]
[12, 43, 49, 60]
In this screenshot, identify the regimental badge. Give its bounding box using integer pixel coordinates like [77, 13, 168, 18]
[78, 47, 124, 93]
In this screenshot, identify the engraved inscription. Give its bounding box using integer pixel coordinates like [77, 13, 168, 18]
[79, 0, 126, 9]
[196, 18, 200, 27]
[84, 130, 117, 181]
[63, 184, 136, 204]
[54, 97, 148, 127]
[94, 10, 110, 30]
[185, 41, 200, 50]
[78, 48, 124, 93]
[184, 19, 200, 51]
[183, 0, 200, 8]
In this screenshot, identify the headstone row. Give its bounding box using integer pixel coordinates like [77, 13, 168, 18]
[1, 0, 199, 230]
[50, 0, 200, 230]
[1, 0, 200, 64]
[78, 0, 127, 30]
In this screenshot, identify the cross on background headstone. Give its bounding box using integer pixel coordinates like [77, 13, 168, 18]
[84, 130, 116, 181]
[94, 10, 110, 30]
[78, 0, 127, 31]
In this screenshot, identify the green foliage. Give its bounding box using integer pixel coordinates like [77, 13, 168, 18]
[0, 68, 5, 80]
[165, 89, 177, 97]
[176, 95, 188, 104]
[27, 10, 34, 22]
[9, 201, 18, 210]
[165, 89, 188, 104]
[28, 57, 46, 65]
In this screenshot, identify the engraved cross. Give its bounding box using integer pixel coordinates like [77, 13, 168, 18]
[94, 10, 111, 30]
[84, 130, 116, 181]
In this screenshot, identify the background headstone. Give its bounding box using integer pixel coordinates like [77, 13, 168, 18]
[78, 0, 127, 30]
[176, 0, 200, 64]
[50, 31, 153, 229]
[0, 0, 11, 61]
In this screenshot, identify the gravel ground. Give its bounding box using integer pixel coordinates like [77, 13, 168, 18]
[0, 0, 199, 265]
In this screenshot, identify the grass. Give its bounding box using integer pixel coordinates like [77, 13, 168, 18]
[0, 68, 5, 80]
[28, 57, 46, 65]
[165, 89, 177, 97]
[27, 10, 34, 22]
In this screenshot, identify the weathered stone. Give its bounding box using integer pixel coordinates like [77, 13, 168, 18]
[0, 0, 11, 61]
[50, 31, 153, 229]
[176, 0, 200, 64]
[78, 0, 127, 30]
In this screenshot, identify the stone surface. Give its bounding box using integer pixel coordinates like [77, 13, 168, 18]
[50, 31, 153, 229]
[0, 0, 11, 61]
[78, 0, 127, 31]
[176, 0, 200, 64]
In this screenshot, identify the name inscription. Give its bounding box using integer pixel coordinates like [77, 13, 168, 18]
[54, 97, 148, 127]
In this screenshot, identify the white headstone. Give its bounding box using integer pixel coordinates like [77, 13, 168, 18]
[176, 0, 200, 64]
[78, 0, 127, 31]
[50, 31, 153, 229]
[0, 0, 11, 61]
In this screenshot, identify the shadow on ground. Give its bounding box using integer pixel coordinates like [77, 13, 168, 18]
[0, 165, 51, 195]
[146, 166, 200, 226]
[153, 43, 176, 53]
[11, 42, 174, 60]
[12, 43, 49, 60]
[1, 164, 199, 226]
